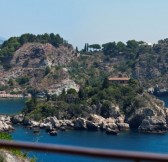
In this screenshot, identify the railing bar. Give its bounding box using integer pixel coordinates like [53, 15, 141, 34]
[0, 140, 167, 161]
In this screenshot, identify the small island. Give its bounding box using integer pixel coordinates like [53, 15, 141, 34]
[0, 34, 168, 136]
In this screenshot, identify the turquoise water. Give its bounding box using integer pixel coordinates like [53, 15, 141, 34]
[11, 126, 168, 162]
[0, 98, 25, 114]
[1, 99, 168, 161]
[159, 97, 168, 107]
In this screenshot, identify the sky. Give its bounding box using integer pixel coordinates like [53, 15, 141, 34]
[1, 0, 168, 49]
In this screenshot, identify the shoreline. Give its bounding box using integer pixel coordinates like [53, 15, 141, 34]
[11, 115, 129, 136]
[0, 94, 30, 98]
[0, 113, 167, 136]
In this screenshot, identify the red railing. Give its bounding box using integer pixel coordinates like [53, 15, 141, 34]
[0, 140, 168, 162]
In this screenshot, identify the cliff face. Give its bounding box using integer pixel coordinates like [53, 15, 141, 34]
[0, 150, 30, 162]
[127, 93, 168, 133]
[133, 48, 168, 88]
[10, 43, 77, 68]
[0, 43, 80, 93]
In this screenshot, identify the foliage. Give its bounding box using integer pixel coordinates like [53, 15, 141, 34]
[0, 153, 4, 162]
[16, 76, 29, 85]
[0, 33, 65, 60]
[102, 42, 118, 56]
[67, 88, 77, 94]
[8, 78, 14, 86]
[0, 85, 8, 91]
[0, 132, 12, 140]
[0, 133, 31, 160]
[45, 66, 51, 75]
[89, 44, 101, 51]
[102, 40, 140, 56]
[83, 43, 89, 52]
[23, 76, 143, 120]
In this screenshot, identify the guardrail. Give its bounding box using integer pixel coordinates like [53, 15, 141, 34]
[0, 140, 168, 161]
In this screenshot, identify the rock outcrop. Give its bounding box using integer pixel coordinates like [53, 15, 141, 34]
[11, 43, 77, 68]
[127, 93, 168, 133]
[73, 118, 87, 130]
[0, 115, 14, 132]
[0, 42, 80, 94]
[106, 128, 119, 135]
[0, 150, 30, 162]
[138, 116, 167, 133]
[11, 113, 130, 135]
[11, 114, 24, 124]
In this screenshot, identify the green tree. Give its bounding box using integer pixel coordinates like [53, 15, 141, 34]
[101, 101, 111, 118]
[102, 42, 118, 56]
[116, 41, 126, 52]
[45, 66, 51, 75]
[76, 46, 79, 52]
[89, 44, 101, 51]
[126, 40, 139, 50]
[16, 76, 29, 85]
[67, 88, 77, 94]
[102, 77, 109, 88]
[83, 43, 89, 52]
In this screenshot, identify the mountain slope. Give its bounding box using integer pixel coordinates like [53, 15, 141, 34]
[0, 34, 80, 94]
[11, 43, 77, 68]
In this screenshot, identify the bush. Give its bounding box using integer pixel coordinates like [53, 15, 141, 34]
[0, 153, 4, 162]
[0, 85, 8, 91]
[16, 76, 29, 85]
[67, 88, 77, 94]
[0, 133, 24, 158]
[0, 133, 12, 140]
[45, 66, 51, 75]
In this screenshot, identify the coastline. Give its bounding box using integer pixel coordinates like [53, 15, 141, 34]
[0, 93, 31, 98]
[10, 114, 129, 136]
[0, 94, 23, 98]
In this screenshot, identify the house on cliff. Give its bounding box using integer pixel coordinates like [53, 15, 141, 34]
[108, 77, 130, 84]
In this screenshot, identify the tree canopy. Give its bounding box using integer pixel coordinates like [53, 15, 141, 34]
[89, 44, 101, 50]
[0, 33, 65, 59]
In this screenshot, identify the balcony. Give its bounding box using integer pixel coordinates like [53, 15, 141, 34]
[0, 140, 168, 162]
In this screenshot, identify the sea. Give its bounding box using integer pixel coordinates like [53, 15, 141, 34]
[0, 98, 168, 162]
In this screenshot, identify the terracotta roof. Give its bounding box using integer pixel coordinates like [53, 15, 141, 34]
[108, 77, 130, 81]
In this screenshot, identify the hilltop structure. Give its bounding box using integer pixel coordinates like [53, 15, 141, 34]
[108, 77, 130, 84]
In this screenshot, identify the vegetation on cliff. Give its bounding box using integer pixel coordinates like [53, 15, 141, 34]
[23, 78, 143, 121]
[1, 33, 168, 132]
[80, 39, 168, 88]
[0, 132, 34, 162]
[0, 33, 66, 59]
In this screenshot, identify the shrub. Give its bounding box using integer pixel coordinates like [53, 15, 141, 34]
[16, 76, 29, 85]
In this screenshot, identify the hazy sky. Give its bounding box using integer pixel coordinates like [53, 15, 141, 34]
[1, 0, 168, 48]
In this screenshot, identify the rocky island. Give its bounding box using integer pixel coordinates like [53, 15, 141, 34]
[0, 33, 168, 135]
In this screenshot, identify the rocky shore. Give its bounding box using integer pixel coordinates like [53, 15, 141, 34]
[0, 115, 14, 132]
[1, 111, 168, 136]
[1, 93, 168, 135]
[128, 93, 168, 134]
[11, 114, 129, 136]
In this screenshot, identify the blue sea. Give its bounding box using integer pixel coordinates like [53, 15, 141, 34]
[1, 98, 168, 162]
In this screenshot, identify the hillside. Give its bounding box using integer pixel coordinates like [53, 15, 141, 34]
[0, 34, 168, 133]
[0, 34, 108, 95]
[87, 40, 168, 89]
[1, 34, 168, 94]
[0, 43, 79, 94]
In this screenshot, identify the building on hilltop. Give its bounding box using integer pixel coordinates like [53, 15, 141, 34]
[107, 77, 130, 84]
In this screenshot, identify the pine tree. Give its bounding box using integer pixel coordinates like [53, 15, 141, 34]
[84, 43, 87, 52]
[76, 46, 78, 52]
[86, 43, 89, 52]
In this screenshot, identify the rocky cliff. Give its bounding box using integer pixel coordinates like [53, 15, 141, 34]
[127, 93, 168, 133]
[0, 150, 30, 162]
[10, 43, 77, 68]
[0, 42, 80, 93]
